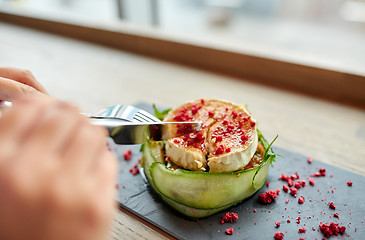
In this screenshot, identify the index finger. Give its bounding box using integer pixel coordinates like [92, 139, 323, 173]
[0, 67, 48, 95]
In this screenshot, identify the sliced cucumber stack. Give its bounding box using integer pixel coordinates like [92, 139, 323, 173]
[141, 131, 275, 218]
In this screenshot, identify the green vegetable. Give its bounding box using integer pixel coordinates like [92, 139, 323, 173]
[153, 104, 171, 121]
[141, 132, 277, 218]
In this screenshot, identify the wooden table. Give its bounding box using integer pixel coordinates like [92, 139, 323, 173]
[1, 21, 365, 240]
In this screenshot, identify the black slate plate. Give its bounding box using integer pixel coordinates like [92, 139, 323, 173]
[112, 105, 365, 240]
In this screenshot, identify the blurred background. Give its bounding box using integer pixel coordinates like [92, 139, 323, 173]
[1, 0, 365, 75]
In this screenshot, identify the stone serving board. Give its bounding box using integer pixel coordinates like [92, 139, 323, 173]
[112, 105, 365, 240]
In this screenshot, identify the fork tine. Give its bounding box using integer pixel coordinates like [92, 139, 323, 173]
[135, 111, 160, 122]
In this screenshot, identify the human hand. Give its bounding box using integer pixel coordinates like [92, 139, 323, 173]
[0, 67, 48, 100]
[0, 95, 117, 240]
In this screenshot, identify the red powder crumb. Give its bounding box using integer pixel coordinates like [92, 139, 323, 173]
[123, 149, 132, 160]
[129, 168, 139, 175]
[294, 180, 302, 189]
[334, 213, 339, 218]
[298, 196, 305, 204]
[296, 217, 301, 224]
[301, 180, 306, 187]
[290, 188, 298, 197]
[319, 222, 346, 237]
[254, 209, 257, 213]
[311, 168, 326, 177]
[129, 167, 139, 175]
[274, 231, 284, 240]
[328, 202, 336, 210]
[221, 212, 239, 224]
[225, 227, 234, 235]
[347, 181, 353, 186]
[287, 220, 291, 223]
[258, 190, 280, 204]
[283, 184, 289, 192]
[298, 228, 307, 233]
[307, 157, 312, 164]
[267, 181, 270, 187]
[288, 179, 294, 187]
[309, 178, 315, 186]
[279, 173, 290, 182]
[275, 222, 281, 228]
[285, 199, 289, 203]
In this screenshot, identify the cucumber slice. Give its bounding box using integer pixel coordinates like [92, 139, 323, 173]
[142, 141, 164, 183]
[252, 155, 272, 190]
[150, 160, 269, 209]
[160, 194, 232, 218]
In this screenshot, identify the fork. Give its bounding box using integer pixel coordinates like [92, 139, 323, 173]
[87, 105, 161, 123]
[0, 101, 161, 124]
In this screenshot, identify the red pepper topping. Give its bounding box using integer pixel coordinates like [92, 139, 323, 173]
[221, 212, 239, 224]
[307, 157, 312, 164]
[328, 202, 336, 209]
[215, 145, 224, 155]
[309, 178, 315, 186]
[208, 111, 214, 117]
[319, 222, 346, 237]
[241, 135, 248, 142]
[173, 138, 181, 144]
[216, 135, 223, 142]
[223, 119, 229, 125]
[225, 147, 231, 153]
[298, 228, 307, 233]
[347, 181, 353, 186]
[232, 111, 237, 118]
[200, 99, 205, 104]
[274, 231, 284, 240]
[298, 196, 305, 204]
[196, 132, 205, 140]
[225, 227, 234, 235]
[334, 213, 339, 218]
[282, 184, 289, 192]
[123, 149, 132, 160]
[250, 121, 256, 127]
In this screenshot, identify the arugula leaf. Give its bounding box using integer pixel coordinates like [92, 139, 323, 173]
[252, 130, 279, 187]
[153, 104, 171, 121]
